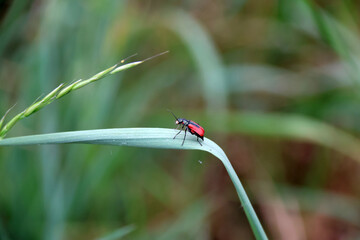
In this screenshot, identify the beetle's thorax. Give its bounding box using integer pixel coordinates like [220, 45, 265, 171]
[176, 118, 189, 126]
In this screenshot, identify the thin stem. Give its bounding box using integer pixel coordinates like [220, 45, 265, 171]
[0, 52, 168, 139]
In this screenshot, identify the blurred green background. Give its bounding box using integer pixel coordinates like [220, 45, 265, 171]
[1, 0, 360, 239]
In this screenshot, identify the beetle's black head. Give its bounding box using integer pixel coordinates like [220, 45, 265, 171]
[175, 118, 184, 125]
[176, 118, 189, 125]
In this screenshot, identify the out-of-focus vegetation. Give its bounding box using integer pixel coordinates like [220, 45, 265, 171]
[1, 0, 360, 239]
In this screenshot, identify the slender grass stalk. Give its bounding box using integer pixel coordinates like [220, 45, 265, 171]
[0, 128, 268, 240]
[96, 224, 135, 240]
[0, 51, 168, 139]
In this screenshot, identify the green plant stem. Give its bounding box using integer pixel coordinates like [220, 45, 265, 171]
[0, 52, 168, 139]
[221, 158, 267, 239]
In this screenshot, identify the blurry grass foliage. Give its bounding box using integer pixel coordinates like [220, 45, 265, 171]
[1, 0, 360, 239]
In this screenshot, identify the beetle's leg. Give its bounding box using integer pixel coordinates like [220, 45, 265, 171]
[173, 129, 182, 139]
[173, 125, 184, 139]
[182, 128, 187, 146]
[197, 137, 203, 146]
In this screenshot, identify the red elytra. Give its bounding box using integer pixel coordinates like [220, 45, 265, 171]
[187, 120, 205, 139]
[168, 110, 205, 146]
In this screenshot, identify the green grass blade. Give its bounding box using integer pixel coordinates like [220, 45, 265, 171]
[169, 11, 228, 111]
[220, 112, 360, 162]
[96, 225, 135, 240]
[0, 128, 268, 240]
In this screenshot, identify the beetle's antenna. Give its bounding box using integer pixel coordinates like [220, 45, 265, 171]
[140, 51, 169, 63]
[167, 109, 178, 120]
[118, 53, 138, 65]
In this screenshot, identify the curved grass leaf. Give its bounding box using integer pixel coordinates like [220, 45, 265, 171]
[169, 10, 227, 111]
[96, 224, 135, 240]
[0, 127, 268, 240]
[218, 112, 360, 162]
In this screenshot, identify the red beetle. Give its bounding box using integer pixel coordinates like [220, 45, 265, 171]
[169, 111, 205, 146]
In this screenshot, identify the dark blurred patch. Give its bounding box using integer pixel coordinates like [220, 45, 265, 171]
[0, 0, 11, 23]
